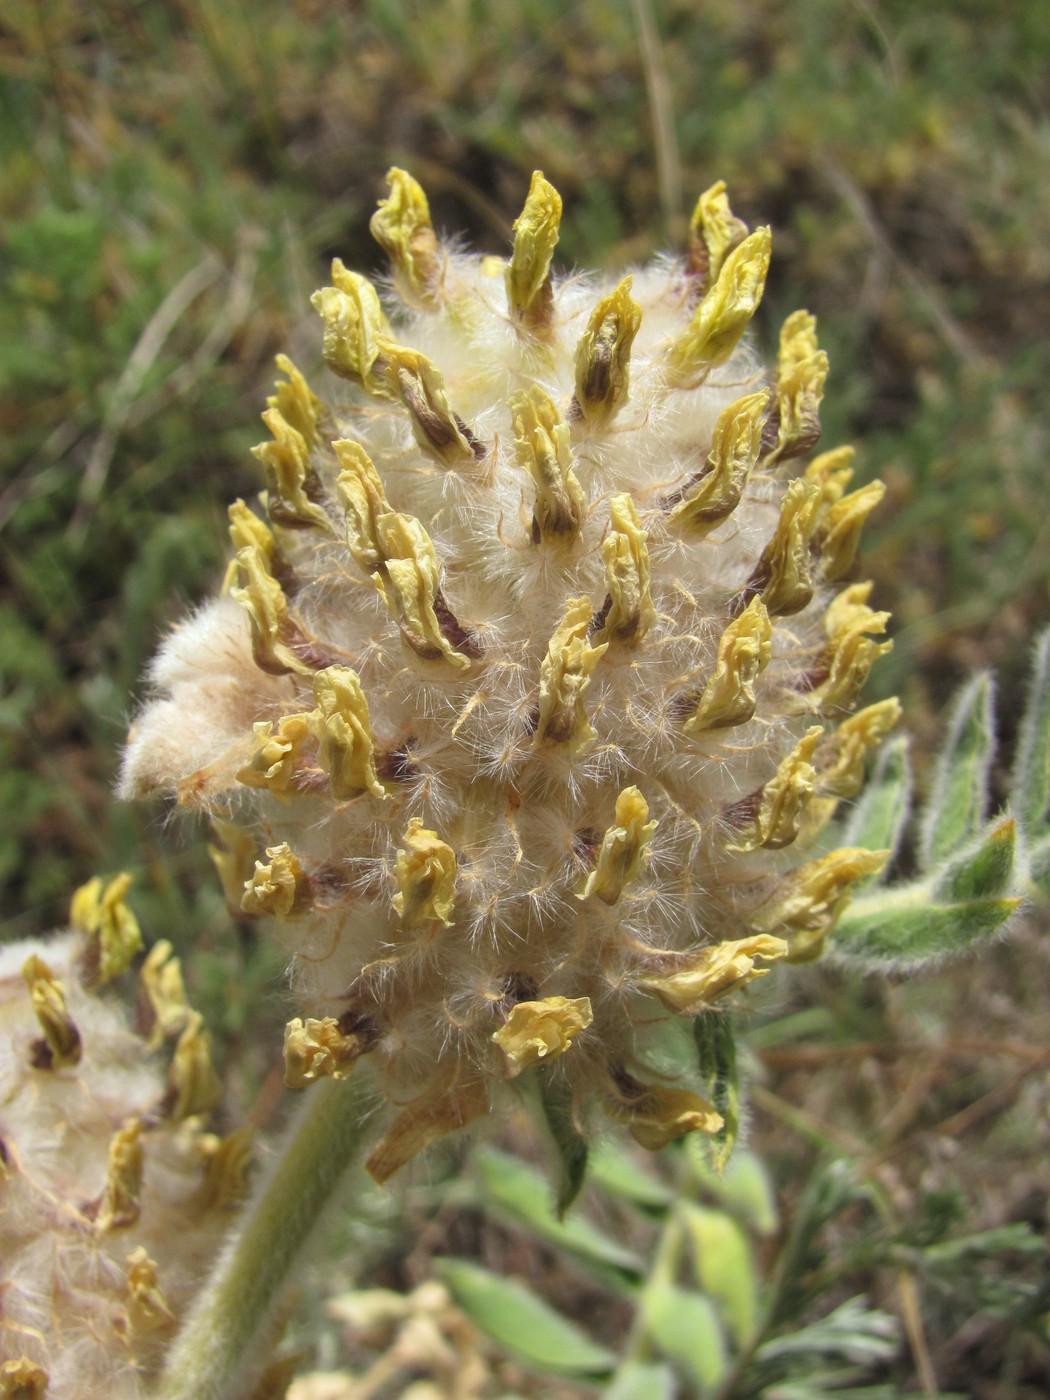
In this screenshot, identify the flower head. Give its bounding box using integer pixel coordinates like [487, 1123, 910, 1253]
[121, 170, 894, 1179]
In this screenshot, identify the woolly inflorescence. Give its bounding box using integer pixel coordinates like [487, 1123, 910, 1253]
[0, 880, 248, 1397]
[120, 169, 896, 1181]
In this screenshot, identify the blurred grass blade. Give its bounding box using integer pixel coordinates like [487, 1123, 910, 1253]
[694, 1013, 739, 1172]
[1028, 833, 1050, 898]
[681, 1203, 757, 1345]
[755, 1295, 898, 1366]
[642, 1282, 728, 1392]
[433, 1258, 616, 1376]
[919, 673, 995, 869]
[604, 1361, 677, 1399]
[537, 1067, 589, 1216]
[841, 734, 912, 876]
[1012, 627, 1050, 834]
[476, 1148, 643, 1281]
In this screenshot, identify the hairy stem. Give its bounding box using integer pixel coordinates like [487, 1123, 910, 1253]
[152, 1073, 373, 1400]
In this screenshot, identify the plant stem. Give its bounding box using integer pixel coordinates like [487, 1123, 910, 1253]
[152, 1073, 373, 1400]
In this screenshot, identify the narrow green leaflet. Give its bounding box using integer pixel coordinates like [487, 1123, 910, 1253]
[476, 1148, 643, 1281]
[603, 1362, 677, 1400]
[1029, 833, 1050, 898]
[433, 1258, 616, 1376]
[681, 1203, 758, 1345]
[537, 1067, 589, 1216]
[642, 1282, 728, 1392]
[1012, 627, 1050, 834]
[931, 815, 1016, 901]
[919, 672, 995, 870]
[833, 886, 1020, 966]
[694, 1012, 739, 1172]
[588, 1141, 674, 1211]
[840, 734, 912, 876]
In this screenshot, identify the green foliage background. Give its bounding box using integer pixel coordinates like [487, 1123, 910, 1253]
[2, 3, 1049, 1394]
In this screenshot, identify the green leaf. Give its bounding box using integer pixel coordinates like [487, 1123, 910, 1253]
[694, 1013, 739, 1172]
[919, 673, 995, 870]
[537, 1068, 589, 1216]
[588, 1142, 673, 1211]
[433, 1258, 616, 1376]
[833, 885, 1020, 966]
[931, 815, 1016, 901]
[642, 1282, 728, 1392]
[604, 1362, 677, 1399]
[1012, 627, 1050, 833]
[476, 1149, 643, 1280]
[841, 734, 912, 876]
[681, 1203, 757, 1345]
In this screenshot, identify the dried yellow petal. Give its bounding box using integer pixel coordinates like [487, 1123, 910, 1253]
[579, 787, 657, 905]
[22, 954, 81, 1069]
[237, 713, 314, 797]
[814, 479, 887, 581]
[384, 343, 484, 468]
[510, 384, 585, 542]
[365, 1077, 488, 1183]
[370, 166, 442, 309]
[393, 817, 457, 928]
[672, 389, 770, 534]
[373, 512, 471, 669]
[817, 697, 902, 797]
[95, 1119, 142, 1233]
[165, 1010, 222, 1121]
[139, 939, 191, 1047]
[753, 846, 889, 961]
[310, 263, 393, 396]
[751, 478, 823, 616]
[764, 310, 829, 465]
[241, 843, 309, 919]
[667, 226, 771, 386]
[638, 934, 788, 1013]
[125, 1247, 177, 1335]
[572, 275, 642, 427]
[208, 818, 259, 917]
[616, 1081, 724, 1151]
[683, 597, 772, 733]
[533, 596, 609, 753]
[804, 445, 855, 506]
[70, 871, 142, 984]
[724, 725, 823, 852]
[334, 438, 392, 574]
[806, 583, 892, 714]
[687, 179, 749, 293]
[0, 1359, 48, 1400]
[309, 665, 386, 799]
[594, 493, 656, 644]
[267, 353, 323, 447]
[200, 1126, 255, 1212]
[284, 1016, 365, 1087]
[226, 499, 277, 582]
[230, 544, 312, 676]
[506, 170, 562, 332]
[251, 407, 331, 531]
[492, 996, 593, 1076]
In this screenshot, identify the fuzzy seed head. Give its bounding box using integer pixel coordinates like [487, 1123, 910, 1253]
[121, 172, 895, 1177]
